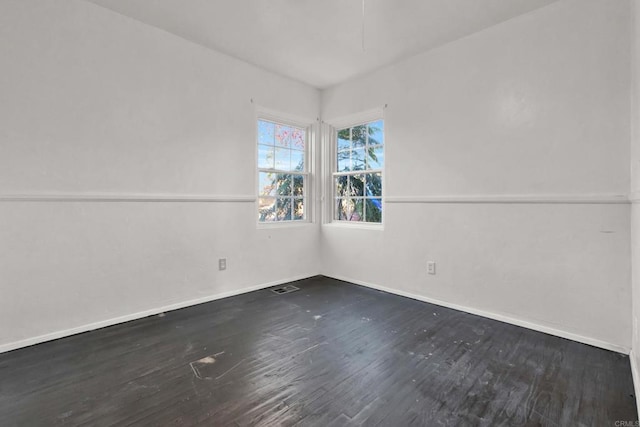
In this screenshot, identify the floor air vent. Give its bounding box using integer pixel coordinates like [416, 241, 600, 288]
[270, 284, 300, 295]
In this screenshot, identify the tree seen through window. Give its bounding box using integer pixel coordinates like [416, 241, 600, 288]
[334, 120, 384, 223]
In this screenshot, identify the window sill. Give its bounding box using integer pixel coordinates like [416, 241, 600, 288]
[323, 221, 384, 231]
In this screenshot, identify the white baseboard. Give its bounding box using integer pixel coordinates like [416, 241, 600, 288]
[630, 351, 640, 419]
[3, 273, 629, 357]
[325, 274, 630, 355]
[0, 274, 315, 354]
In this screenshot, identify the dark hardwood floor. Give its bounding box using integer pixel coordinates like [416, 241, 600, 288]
[0, 276, 636, 426]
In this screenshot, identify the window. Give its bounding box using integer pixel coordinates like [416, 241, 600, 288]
[257, 118, 308, 222]
[334, 119, 384, 223]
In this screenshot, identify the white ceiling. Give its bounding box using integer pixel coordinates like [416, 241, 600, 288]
[86, 0, 559, 89]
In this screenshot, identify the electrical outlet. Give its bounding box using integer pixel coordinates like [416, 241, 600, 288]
[427, 261, 436, 275]
[218, 258, 227, 271]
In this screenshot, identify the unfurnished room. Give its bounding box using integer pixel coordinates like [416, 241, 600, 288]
[1, 0, 640, 425]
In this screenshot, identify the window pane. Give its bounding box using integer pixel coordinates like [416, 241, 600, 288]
[337, 128, 350, 151]
[335, 175, 369, 199]
[366, 146, 384, 170]
[365, 173, 382, 197]
[335, 198, 344, 220]
[291, 149, 304, 171]
[275, 124, 305, 149]
[258, 197, 276, 222]
[275, 124, 291, 148]
[257, 118, 307, 223]
[258, 120, 275, 145]
[333, 198, 348, 221]
[276, 198, 292, 221]
[337, 151, 350, 172]
[368, 120, 384, 146]
[365, 198, 382, 223]
[352, 148, 365, 170]
[258, 144, 274, 169]
[291, 128, 305, 150]
[352, 125, 367, 147]
[335, 175, 348, 197]
[275, 147, 292, 170]
[332, 119, 383, 224]
[351, 199, 364, 222]
[293, 175, 304, 196]
[349, 174, 365, 197]
[259, 172, 276, 196]
[336, 198, 364, 221]
[294, 198, 304, 220]
[276, 174, 292, 196]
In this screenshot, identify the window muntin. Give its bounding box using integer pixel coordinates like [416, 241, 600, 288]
[257, 119, 307, 222]
[334, 120, 384, 223]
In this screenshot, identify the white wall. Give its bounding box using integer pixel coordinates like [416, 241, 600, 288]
[1, 0, 633, 356]
[631, 0, 640, 396]
[0, 0, 320, 351]
[321, 0, 631, 351]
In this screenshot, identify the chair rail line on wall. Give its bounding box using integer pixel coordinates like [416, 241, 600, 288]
[0, 193, 256, 202]
[385, 194, 630, 204]
[0, 193, 630, 204]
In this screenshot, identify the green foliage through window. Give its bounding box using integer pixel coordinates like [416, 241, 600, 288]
[335, 120, 383, 223]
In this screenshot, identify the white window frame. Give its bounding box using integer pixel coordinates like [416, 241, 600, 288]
[325, 108, 385, 228]
[255, 106, 315, 228]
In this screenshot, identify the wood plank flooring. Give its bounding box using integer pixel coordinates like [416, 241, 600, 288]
[0, 276, 636, 426]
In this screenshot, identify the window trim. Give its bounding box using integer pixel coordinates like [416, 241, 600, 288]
[255, 106, 315, 227]
[325, 108, 385, 227]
